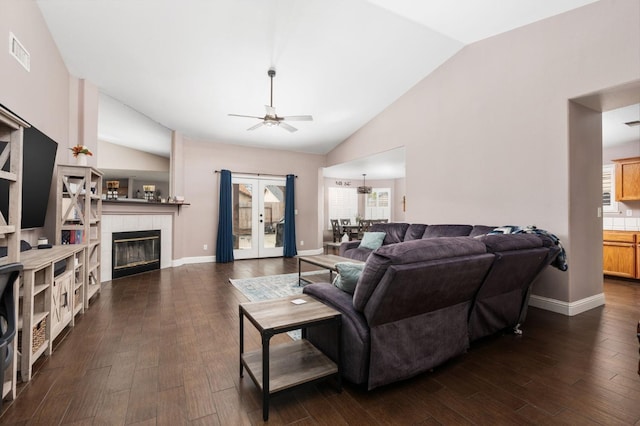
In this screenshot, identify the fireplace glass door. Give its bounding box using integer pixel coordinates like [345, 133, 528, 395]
[232, 176, 286, 259]
[112, 230, 161, 278]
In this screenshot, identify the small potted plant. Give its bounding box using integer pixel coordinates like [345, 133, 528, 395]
[69, 145, 92, 165]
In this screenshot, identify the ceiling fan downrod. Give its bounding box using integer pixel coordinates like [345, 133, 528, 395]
[268, 68, 276, 109]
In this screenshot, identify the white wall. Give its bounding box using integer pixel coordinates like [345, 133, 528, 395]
[326, 0, 640, 306]
[175, 136, 326, 260]
[0, 1, 72, 245]
[98, 140, 170, 172]
[0, 1, 69, 142]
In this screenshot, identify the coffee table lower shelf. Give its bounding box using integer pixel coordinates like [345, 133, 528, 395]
[241, 339, 338, 394]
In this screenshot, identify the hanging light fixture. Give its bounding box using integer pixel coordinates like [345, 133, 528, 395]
[357, 173, 372, 194]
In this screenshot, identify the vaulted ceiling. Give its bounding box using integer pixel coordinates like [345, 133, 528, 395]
[36, 0, 602, 164]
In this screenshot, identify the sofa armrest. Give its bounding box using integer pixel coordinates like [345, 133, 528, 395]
[303, 282, 371, 385]
[303, 282, 369, 342]
[339, 241, 361, 256]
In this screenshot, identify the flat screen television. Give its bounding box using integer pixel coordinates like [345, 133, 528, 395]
[0, 125, 58, 229]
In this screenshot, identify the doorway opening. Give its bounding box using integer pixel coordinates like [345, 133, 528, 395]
[569, 80, 640, 303]
[232, 176, 286, 259]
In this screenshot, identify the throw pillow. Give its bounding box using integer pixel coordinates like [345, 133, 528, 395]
[358, 232, 386, 250]
[332, 262, 365, 294]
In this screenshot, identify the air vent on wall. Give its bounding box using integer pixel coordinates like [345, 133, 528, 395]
[625, 120, 640, 127]
[9, 32, 30, 72]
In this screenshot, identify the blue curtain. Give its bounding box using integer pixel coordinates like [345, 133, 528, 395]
[215, 169, 234, 263]
[283, 174, 297, 257]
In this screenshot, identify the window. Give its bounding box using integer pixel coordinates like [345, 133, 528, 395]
[603, 164, 618, 212]
[328, 187, 358, 228]
[365, 188, 391, 220]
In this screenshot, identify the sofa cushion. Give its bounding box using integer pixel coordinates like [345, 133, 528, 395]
[369, 222, 409, 245]
[359, 232, 386, 250]
[469, 225, 497, 237]
[333, 262, 365, 294]
[422, 224, 473, 238]
[340, 247, 373, 262]
[475, 233, 542, 252]
[404, 224, 427, 241]
[353, 237, 488, 311]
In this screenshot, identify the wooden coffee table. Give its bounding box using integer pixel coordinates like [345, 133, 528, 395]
[239, 294, 342, 421]
[297, 254, 363, 285]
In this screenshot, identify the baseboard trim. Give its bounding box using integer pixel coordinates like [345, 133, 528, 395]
[528, 292, 606, 316]
[173, 249, 323, 266]
[173, 255, 216, 267]
[297, 248, 323, 256]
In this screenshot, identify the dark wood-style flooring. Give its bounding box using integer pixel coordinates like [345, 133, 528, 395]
[1, 258, 639, 425]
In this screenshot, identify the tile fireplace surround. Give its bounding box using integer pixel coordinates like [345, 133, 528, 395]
[101, 214, 173, 282]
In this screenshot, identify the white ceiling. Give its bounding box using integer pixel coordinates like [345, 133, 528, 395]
[323, 147, 405, 180]
[36, 0, 603, 165]
[98, 93, 172, 158]
[602, 104, 640, 148]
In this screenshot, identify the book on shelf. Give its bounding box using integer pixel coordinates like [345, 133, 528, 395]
[61, 230, 84, 245]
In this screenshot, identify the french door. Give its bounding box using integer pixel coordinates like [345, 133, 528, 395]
[232, 176, 286, 259]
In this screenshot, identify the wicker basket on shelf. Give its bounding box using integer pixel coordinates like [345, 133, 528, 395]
[19, 318, 47, 355]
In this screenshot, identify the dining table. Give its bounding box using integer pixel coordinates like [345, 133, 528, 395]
[341, 224, 361, 240]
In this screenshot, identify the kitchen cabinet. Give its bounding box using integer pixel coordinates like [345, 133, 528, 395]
[613, 157, 640, 201]
[603, 231, 636, 278]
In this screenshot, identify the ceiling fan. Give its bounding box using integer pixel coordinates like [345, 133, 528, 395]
[228, 68, 313, 133]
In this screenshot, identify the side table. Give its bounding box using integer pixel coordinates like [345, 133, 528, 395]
[239, 294, 342, 421]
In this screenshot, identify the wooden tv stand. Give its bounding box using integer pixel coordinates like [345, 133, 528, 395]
[12, 245, 86, 381]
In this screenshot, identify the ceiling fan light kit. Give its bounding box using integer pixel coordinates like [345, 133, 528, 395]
[228, 68, 313, 133]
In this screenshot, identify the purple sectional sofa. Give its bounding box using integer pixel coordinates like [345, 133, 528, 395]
[303, 226, 561, 390]
[339, 222, 496, 261]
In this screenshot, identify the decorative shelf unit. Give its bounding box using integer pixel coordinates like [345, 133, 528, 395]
[85, 240, 101, 305]
[0, 106, 27, 404]
[73, 249, 85, 316]
[56, 165, 103, 308]
[17, 245, 86, 381]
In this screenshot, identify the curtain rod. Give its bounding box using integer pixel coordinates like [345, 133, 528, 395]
[214, 170, 297, 178]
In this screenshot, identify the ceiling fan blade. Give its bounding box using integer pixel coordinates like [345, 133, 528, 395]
[265, 105, 276, 117]
[279, 122, 298, 133]
[281, 115, 313, 121]
[229, 113, 264, 119]
[247, 122, 265, 131]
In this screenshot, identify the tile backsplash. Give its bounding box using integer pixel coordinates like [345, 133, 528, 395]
[603, 217, 640, 231]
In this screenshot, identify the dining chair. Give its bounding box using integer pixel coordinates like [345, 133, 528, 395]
[357, 220, 373, 239]
[330, 219, 342, 243]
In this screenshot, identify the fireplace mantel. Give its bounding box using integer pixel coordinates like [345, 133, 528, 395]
[103, 200, 189, 215]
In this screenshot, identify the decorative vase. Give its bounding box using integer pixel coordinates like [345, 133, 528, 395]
[76, 153, 87, 165]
